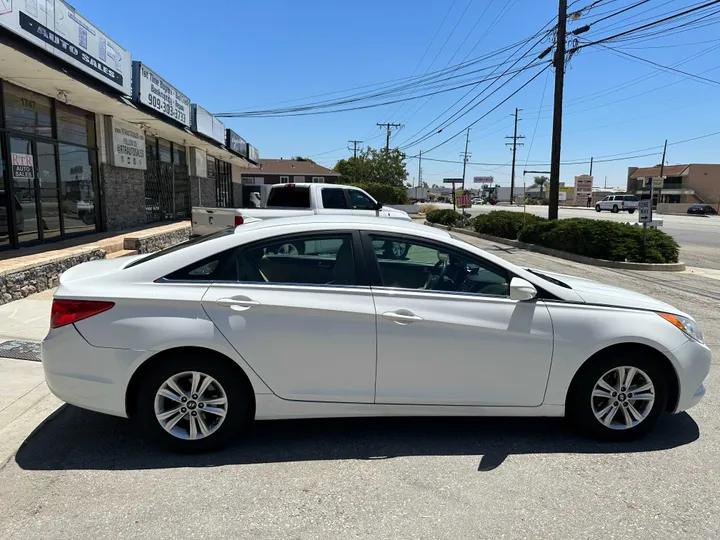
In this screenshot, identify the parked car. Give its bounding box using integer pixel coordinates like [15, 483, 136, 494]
[596, 194, 639, 213]
[42, 216, 710, 452]
[191, 183, 411, 237]
[687, 204, 718, 215]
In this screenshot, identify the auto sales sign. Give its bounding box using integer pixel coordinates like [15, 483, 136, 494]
[0, 1, 132, 94]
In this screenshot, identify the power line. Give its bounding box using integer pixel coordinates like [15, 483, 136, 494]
[571, 0, 720, 52]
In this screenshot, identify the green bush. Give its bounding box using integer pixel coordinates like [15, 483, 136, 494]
[347, 182, 407, 204]
[472, 211, 546, 239]
[517, 218, 679, 263]
[426, 209, 465, 227]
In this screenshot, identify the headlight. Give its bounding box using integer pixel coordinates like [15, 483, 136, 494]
[658, 312, 704, 343]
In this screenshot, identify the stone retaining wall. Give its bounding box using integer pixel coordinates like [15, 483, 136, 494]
[123, 225, 191, 254]
[0, 224, 192, 306]
[0, 249, 106, 305]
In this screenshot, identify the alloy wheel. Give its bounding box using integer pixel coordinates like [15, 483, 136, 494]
[154, 371, 228, 440]
[591, 366, 655, 430]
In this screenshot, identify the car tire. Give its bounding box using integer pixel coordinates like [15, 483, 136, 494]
[595, 205, 601, 212]
[136, 355, 250, 453]
[611, 205, 619, 213]
[566, 352, 668, 441]
[627, 209, 635, 214]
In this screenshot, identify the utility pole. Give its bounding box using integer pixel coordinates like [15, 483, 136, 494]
[506, 108, 525, 205]
[348, 140, 362, 159]
[377, 123, 402, 151]
[657, 138, 667, 208]
[548, 0, 568, 221]
[589, 156, 593, 177]
[461, 128, 471, 190]
[418, 150, 422, 200]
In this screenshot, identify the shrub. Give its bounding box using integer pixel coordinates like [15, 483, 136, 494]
[419, 203, 439, 214]
[426, 209, 465, 227]
[472, 211, 546, 239]
[347, 182, 407, 204]
[517, 218, 679, 263]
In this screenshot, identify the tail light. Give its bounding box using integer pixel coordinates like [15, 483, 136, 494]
[50, 299, 115, 329]
[234, 215, 244, 226]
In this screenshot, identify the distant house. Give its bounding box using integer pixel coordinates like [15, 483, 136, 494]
[240, 159, 341, 186]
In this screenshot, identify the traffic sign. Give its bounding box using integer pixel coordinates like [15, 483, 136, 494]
[443, 178, 462, 184]
[638, 200, 652, 223]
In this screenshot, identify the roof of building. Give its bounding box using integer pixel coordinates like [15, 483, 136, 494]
[244, 159, 341, 176]
[628, 165, 689, 178]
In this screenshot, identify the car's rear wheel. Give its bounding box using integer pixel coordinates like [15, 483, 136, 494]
[611, 205, 619, 213]
[567, 355, 667, 441]
[595, 204, 601, 212]
[627, 209, 635, 214]
[136, 356, 249, 453]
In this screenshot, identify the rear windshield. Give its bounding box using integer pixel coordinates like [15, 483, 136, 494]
[266, 186, 311, 208]
[125, 230, 234, 268]
[623, 195, 639, 201]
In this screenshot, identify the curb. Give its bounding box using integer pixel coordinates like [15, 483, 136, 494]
[425, 222, 686, 272]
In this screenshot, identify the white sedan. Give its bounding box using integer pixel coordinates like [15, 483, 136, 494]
[42, 216, 710, 452]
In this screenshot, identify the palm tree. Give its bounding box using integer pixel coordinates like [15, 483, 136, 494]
[534, 176, 549, 200]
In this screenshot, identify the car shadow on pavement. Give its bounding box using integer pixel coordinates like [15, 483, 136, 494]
[15, 405, 700, 472]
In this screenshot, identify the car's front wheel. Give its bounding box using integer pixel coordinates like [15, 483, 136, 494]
[595, 204, 601, 212]
[567, 354, 667, 441]
[136, 356, 249, 452]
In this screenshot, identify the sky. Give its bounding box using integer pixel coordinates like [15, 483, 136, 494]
[69, 0, 720, 189]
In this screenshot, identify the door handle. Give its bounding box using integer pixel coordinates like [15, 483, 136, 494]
[216, 297, 261, 310]
[382, 310, 423, 324]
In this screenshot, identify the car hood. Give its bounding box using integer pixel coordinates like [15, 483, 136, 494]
[530, 269, 689, 317]
[384, 207, 412, 221]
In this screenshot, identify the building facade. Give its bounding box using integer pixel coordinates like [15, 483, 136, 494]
[0, 1, 259, 251]
[240, 159, 341, 186]
[626, 164, 720, 209]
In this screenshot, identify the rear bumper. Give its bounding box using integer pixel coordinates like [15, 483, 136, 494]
[42, 324, 144, 418]
[670, 339, 711, 413]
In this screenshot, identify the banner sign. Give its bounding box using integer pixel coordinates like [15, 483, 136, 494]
[226, 129, 248, 157]
[456, 191, 471, 208]
[132, 62, 191, 126]
[574, 174, 593, 204]
[191, 104, 225, 144]
[248, 144, 259, 163]
[0, 1, 132, 94]
[473, 176, 493, 183]
[11, 153, 34, 179]
[107, 118, 146, 170]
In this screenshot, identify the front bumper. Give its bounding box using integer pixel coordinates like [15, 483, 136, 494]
[42, 324, 145, 418]
[670, 338, 711, 413]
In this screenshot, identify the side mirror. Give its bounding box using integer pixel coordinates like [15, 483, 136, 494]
[374, 201, 383, 210]
[509, 277, 537, 301]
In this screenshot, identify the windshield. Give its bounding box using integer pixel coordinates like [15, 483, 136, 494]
[125, 230, 234, 268]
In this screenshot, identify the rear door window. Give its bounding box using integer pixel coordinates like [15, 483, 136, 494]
[321, 188, 349, 209]
[266, 186, 311, 208]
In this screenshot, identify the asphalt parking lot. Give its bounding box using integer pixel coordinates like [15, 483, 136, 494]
[0, 230, 718, 540]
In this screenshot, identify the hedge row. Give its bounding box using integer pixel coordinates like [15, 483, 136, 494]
[425, 209, 466, 227]
[429, 210, 678, 264]
[518, 218, 679, 264]
[347, 182, 407, 204]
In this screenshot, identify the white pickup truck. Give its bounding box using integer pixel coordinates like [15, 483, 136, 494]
[192, 183, 412, 237]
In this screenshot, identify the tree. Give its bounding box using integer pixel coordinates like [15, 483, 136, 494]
[422, 181, 429, 188]
[333, 146, 408, 187]
[533, 176, 549, 199]
[293, 156, 316, 163]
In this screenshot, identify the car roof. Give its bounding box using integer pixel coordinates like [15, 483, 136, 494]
[234, 215, 451, 239]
